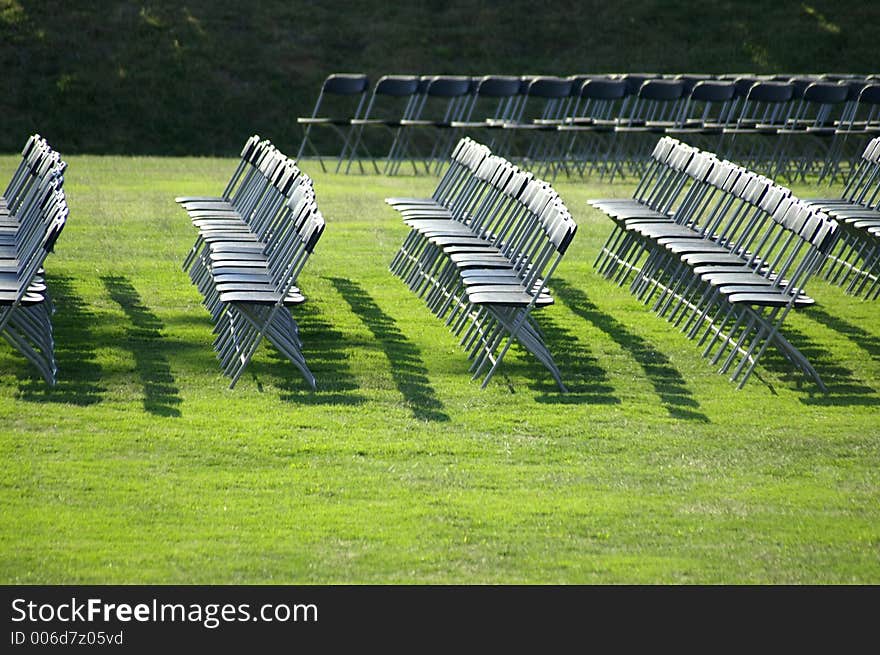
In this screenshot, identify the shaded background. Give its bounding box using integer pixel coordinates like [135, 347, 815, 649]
[1, 0, 876, 155]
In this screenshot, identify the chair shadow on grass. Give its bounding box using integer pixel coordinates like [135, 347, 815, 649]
[17, 274, 105, 406]
[756, 318, 879, 406]
[251, 298, 367, 405]
[329, 276, 450, 422]
[101, 275, 182, 417]
[551, 278, 710, 422]
[514, 311, 619, 406]
[803, 305, 880, 363]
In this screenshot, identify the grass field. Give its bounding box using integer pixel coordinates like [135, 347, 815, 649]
[0, 154, 878, 584]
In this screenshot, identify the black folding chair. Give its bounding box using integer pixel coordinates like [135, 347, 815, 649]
[391, 75, 474, 175]
[346, 75, 421, 174]
[296, 73, 370, 173]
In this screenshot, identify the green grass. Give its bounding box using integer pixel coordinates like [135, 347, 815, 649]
[0, 155, 878, 584]
[1, 0, 879, 154]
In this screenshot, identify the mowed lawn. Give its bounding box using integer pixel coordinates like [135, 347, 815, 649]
[0, 153, 878, 584]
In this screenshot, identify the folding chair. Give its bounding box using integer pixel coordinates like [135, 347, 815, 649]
[449, 75, 523, 151]
[609, 79, 687, 179]
[498, 76, 573, 171]
[773, 81, 849, 182]
[665, 80, 737, 152]
[817, 80, 871, 183]
[721, 80, 795, 174]
[825, 84, 880, 183]
[391, 75, 474, 175]
[345, 75, 421, 174]
[296, 73, 370, 173]
[556, 77, 628, 178]
[211, 196, 325, 388]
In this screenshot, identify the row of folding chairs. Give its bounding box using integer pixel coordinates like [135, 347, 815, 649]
[805, 137, 880, 299]
[386, 137, 577, 389]
[556, 77, 880, 185]
[590, 136, 839, 389]
[177, 135, 326, 388]
[296, 72, 880, 181]
[0, 135, 69, 385]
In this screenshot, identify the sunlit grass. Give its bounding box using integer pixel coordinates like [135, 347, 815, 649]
[0, 155, 878, 583]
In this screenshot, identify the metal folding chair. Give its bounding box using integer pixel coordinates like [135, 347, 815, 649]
[346, 75, 421, 174]
[296, 73, 370, 173]
[391, 75, 474, 175]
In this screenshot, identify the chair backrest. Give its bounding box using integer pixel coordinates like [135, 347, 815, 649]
[360, 75, 421, 123]
[734, 81, 795, 127]
[415, 75, 474, 124]
[858, 84, 880, 109]
[461, 75, 523, 125]
[690, 80, 736, 103]
[322, 73, 369, 95]
[373, 75, 420, 97]
[787, 76, 819, 99]
[474, 75, 521, 98]
[682, 80, 737, 125]
[618, 79, 686, 126]
[619, 73, 661, 96]
[675, 74, 716, 94]
[579, 78, 628, 101]
[424, 75, 472, 98]
[568, 78, 628, 125]
[747, 81, 794, 103]
[304, 73, 370, 121]
[733, 76, 760, 96]
[787, 81, 850, 127]
[527, 76, 574, 99]
[510, 76, 574, 124]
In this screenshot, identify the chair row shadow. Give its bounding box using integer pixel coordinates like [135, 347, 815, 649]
[7, 273, 879, 422]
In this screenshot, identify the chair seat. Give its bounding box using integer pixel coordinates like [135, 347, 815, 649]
[467, 287, 554, 307]
[430, 234, 496, 247]
[680, 252, 753, 266]
[462, 273, 545, 289]
[202, 232, 260, 244]
[385, 197, 442, 207]
[400, 210, 456, 220]
[724, 290, 814, 307]
[501, 122, 557, 131]
[662, 240, 731, 256]
[449, 120, 496, 129]
[175, 195, 224, 204]
[557, 123, 614, 133]
[0, 290, 45, 305]
[701, 272, 777, 287]
[410, 222, 472, 235]
[207, 242, 266, 254]
[448, 252, 514, 269]
[631, 224, 702, 239]
[350, 119, 401, 127]
[220, 290, 306, 305]
[297, 117, 352, 126]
